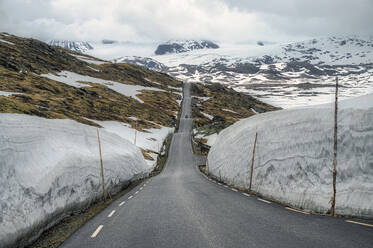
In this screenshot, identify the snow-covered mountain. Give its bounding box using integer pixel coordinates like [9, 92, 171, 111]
[154, 40, 219, 55]
[151, 36, 373, 108]
[113, 56, 168, 72]
[48, 40, 94, 53]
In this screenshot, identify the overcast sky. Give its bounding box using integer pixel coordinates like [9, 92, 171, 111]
[1, 0, 372, 43]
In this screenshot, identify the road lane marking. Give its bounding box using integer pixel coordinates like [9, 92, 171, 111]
[135, 191, 139, 195]
[140, 187, 143, 190]
[108, 210, 116, 218]
[346, 220, 373, 228]
[242, 193, 251, 197]
[128, 196, 133, 200]
[258, 198, 271, 204]
[218, 183, 222, 186]
[119, 201, 125, 206]
[231, 188, 238, 192]
[91, 225, 103, 238]
[285, 207, 309, 215]
[224, 185, 229, 188]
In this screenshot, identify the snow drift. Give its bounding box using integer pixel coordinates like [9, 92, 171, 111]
[0, 114, 149, 248]
[208, 94, 373, 218]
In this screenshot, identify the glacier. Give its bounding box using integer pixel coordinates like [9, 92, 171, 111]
[0, 114, 150, 248]
[207, 94, 373, 218]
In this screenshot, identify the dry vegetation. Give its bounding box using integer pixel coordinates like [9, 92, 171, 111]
[191, 82, 280, 154]
[0, 33, 182, 130]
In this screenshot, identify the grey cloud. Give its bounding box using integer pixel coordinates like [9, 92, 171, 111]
[0, 0, 372, 43]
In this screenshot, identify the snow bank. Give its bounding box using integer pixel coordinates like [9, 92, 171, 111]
[91, 120, 174, 166]
[0, 114, 149, 248]
[208, 94, 373, 218]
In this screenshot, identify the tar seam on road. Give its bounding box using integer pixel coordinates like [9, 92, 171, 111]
[346, 220, 373, 228]
[285, 207, 309, 215]
[91, 225, 103, 238]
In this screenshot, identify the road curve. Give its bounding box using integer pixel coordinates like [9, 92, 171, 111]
[61, 83, 373, 248]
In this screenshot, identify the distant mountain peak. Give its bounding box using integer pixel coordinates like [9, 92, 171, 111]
[155, 40, 219, 55]
[48, 40, 93, 53]
[112, 56, 167, 72]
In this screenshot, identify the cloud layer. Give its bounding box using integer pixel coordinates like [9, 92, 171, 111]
[0, 0, 372, 43]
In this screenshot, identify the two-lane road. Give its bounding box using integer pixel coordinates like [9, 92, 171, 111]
[61, 83, 373, 248]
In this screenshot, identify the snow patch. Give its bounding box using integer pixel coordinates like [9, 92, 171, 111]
[40, 71, 166, 103]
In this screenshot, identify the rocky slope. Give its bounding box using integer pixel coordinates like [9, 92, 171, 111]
[154, 40, 219, 55]
[48, 40, 94, 53]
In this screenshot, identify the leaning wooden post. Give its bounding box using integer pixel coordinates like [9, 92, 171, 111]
[249, 132, 258, 193]
[330, 77, 339, 216]
[97, 128, 107, 202]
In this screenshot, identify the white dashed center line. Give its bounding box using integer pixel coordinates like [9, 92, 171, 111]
[258, 198, 271, 204]
[346, 220, 373, 228]
[285, 207, 309, 215]
[108, 210, 116, 218]
[119, 201, 125, 207]
[91, 225, 103, 238]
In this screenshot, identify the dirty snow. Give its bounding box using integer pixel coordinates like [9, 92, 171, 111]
[208, 93, 373, 218]
[0, 114, 149, 247]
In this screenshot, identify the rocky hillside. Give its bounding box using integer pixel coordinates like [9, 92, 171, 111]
[48, 40, 94, 53]
[0, 32, 182, 130]
[191, 82, 279, 154]
[155, 40, 219, 55]
[113, 56, 168, 72]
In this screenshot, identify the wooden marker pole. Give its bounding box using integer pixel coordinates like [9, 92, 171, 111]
[97, 128, 107, 201]
[330, 77, 339, 216]
[134, 122, 137, 146]
[249, 132, 258, 193]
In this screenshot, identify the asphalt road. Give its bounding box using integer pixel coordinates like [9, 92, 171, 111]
[61, 83, 373, 248]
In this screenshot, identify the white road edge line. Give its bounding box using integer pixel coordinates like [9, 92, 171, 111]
[140, 187, 143, 190]
[128, 196, 133, 200]
[285, 207, 310, 215]
[135, 191, 139, 195]
[242, 193, 251, 197]
[224, 185, 229, 188]
[218, 183, 222, 186]
[119, 201, 125, 206]
[108, 210, 116, 218]
[258, 198, 271, 204]
[91, 225, 103, 238]
[231, 188, 238, 192]
[346, 220, 373, 228]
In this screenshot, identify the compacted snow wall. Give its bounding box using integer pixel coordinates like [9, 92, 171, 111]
[208, 94, 373, 218]
[0, 114, 150, 248]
